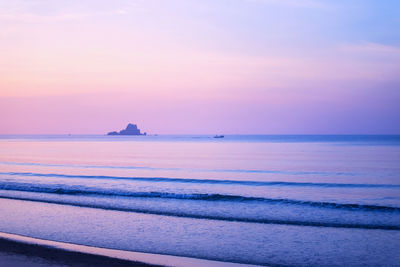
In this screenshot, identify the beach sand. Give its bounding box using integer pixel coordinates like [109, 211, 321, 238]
[0, 232, 256, 267]
[0, 236, 155, 267]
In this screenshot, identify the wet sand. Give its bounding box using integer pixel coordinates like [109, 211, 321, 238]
[0, 232, 254, 267]
[0, 236, 156, 267]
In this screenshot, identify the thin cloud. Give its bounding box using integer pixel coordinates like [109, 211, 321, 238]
[340, 42, 400, 56]
[245, 0, 327, 8]
[0, 0, 129, 22]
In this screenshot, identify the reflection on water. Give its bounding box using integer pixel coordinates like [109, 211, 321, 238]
[0, 135, 399, 265]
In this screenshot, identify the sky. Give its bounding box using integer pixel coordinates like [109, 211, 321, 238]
[0, 0, 399, 134]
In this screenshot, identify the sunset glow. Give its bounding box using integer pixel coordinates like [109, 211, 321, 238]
[1, 0, 399, 134]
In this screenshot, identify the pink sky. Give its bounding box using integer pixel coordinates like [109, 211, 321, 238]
[1, 0, 399, 134]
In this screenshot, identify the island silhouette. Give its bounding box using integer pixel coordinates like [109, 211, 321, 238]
[107, 123, 146, 136]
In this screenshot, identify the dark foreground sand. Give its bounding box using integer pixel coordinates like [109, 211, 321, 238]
[0, 232, 253, 267]
[0, 237, 158, 267]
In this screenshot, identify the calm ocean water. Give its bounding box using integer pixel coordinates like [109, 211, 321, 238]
[0, 135, 399, 266]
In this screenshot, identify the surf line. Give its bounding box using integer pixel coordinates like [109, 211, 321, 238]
[0, 195, 399, 231]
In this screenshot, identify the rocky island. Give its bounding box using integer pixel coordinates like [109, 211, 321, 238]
[107, 123, 146, 136]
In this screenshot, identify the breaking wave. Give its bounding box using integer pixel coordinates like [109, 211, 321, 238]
[1, 171, 399, 188]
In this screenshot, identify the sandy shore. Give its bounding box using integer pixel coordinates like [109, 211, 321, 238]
[0, 232, 256, 267]
[0, 235, 156, 267]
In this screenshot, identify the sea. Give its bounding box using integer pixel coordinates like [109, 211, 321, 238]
[0, 135, 399, 266]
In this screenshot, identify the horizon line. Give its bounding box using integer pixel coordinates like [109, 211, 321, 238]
[1, 134, 400, 136]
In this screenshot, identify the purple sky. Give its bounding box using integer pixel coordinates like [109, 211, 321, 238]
[1, 0, 399, 134]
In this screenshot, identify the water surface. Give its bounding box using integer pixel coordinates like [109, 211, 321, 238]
[0, 135, 399, 266]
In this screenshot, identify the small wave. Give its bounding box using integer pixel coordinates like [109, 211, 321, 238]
[0, 161, 356, 176]
[1, 171, 399, 188]
[0, 182, 399, 212]
[0, 195, 399, 230]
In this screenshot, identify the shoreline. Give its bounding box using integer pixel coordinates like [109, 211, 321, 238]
[0, 232, 257, 267]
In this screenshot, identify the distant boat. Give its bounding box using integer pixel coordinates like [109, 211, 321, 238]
[214, 135, 224, 138]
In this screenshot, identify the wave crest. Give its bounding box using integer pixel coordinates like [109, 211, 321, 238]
[0, 181, 399, 212]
